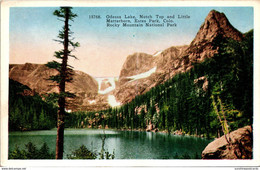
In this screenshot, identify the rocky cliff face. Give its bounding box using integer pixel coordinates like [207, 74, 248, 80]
[186, 10, 243, 63]
[118, 53, 156, 86]
[9, 63, 109, 111]
[100, 79, 112, 91]
[113, 10, 244, 104]
[10, 63, 59, 94]
[202, 126, 252, 159]
[119, 52, 156, 78]
[113, 52, 156, 103]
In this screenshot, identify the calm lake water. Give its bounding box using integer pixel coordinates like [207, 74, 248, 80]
[9, 129, 212, 159]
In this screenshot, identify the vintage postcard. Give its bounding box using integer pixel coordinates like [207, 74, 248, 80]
[1, 0, 260, 168]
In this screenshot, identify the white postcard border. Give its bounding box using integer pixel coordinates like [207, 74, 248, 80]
[1, 0, 260, 168]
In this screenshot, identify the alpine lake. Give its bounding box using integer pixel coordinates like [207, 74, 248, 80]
[9, 129, 212, 159]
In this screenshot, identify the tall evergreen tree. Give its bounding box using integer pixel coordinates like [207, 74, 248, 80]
[46, 7, 79, 159]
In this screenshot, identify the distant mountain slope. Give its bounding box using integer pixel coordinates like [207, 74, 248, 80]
[9, 63, 109, 111]
[9, 63, 98, 94]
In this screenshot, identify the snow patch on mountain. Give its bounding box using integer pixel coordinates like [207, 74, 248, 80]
[95, 77, 117, 94]
[99, 86, 114, 94]
[153, 51, 162, 57]
[127, 67, 157, 82]
[88, 100, 96, 104]
[108, 95, 121, 107]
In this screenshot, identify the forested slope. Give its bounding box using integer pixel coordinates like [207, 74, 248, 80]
[9, 79, 57, 131]
[67, 30, 253, 138]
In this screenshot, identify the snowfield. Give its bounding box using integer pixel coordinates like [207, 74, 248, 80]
[95, 77, 117, 94]
[94, 67, 156, 107]
[153, 50, 162, 57]
[88, 100, 96, 104]
[94, 77, 121, 107]
[108, 95, 121, 107]
[127, 66, 157, 82]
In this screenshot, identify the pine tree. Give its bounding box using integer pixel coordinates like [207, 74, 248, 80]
[46, 7, 79, 159]
[32, 112, 39, 130]
[39, 110, 46, 129]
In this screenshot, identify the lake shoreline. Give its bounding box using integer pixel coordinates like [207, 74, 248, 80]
[9, 128, 212, 159]
[9, 127, 213, 139]
[70, 127, 213, 140]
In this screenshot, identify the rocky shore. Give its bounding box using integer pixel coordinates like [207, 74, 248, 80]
[201, 125, 252, 159]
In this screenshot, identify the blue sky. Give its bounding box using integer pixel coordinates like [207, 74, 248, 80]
[10, 7, 253, 77]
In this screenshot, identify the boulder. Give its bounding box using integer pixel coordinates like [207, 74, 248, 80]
[202, 125, 252, 159]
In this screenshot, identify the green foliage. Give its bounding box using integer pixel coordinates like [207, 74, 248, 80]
[180, 152, 191, 159]
[9, 146, 27, 159]
[99, 133, 115, 160]
[53, 7, 78, 21]
[67, 133, 115, 160]
[172, 152, 200, 159]
[46, 7, 80, 82]
[45, 7, 80, 112]
[9, 142, 115, 160]
[9, 142, 55, 159]
[42, 93, 59, 107]
[99, 148, 115, 160]
[66, 144, 115, 160]
[9, 79, 57, 131]
[67, 145, 97, 159]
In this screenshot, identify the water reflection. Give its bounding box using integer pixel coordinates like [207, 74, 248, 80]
[9, 129, 212, 159]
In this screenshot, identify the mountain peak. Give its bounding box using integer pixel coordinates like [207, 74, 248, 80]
[191, 10, 243, 46]
[185, 10, 244, 62]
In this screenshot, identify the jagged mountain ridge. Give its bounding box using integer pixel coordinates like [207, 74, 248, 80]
[186, 10, 243, 63]
[113, 10, 244, 104]
[9, 10, 245, 110]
